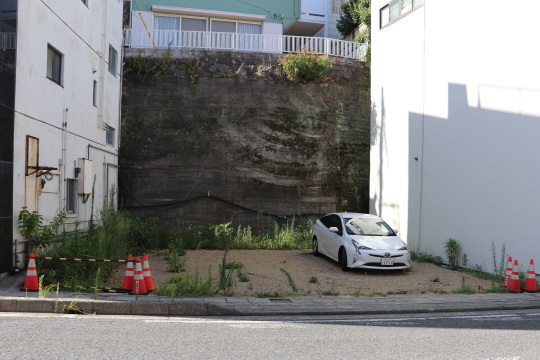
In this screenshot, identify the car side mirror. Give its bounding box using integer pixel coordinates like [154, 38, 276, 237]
[393, 229, 399, 235]
[329, 227, 339, 233]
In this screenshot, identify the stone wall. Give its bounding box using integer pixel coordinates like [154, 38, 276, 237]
[120, 49, 370, 228]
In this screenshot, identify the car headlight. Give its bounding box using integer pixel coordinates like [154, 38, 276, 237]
[352, 240, 372, 253]
[399, 246, 408, 251]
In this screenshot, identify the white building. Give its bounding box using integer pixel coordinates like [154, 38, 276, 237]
[370, 0, 540, 271]
[0, 0, 123, 273]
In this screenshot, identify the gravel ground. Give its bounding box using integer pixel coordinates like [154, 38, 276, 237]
[111, 249, 501, 297]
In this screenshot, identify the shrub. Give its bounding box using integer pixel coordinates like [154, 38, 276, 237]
[280, 49, 332, 83]
[444, 238, 461, 268]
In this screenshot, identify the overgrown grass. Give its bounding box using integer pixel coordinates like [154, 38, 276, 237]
[157, 269, 216, 297]
[410, 251, 444, 265]
[453, 277, 477, 294]
[37, 206, 150, 289]
[169, 219, 313, 253]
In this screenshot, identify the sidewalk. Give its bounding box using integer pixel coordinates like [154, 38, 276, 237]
[2, 274, 540, 316]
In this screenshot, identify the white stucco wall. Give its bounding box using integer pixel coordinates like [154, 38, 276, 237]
[13, 0, 122, 243]
[371, 0, 540, 272]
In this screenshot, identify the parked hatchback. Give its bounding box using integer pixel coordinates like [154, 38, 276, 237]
[312, 213, 410, 271]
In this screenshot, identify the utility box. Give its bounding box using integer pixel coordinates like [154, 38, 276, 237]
[78, 158, 93, 195]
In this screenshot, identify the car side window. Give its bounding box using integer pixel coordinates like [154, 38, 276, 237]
[320, 215, 333, 228]
[330, 215, 343, 233]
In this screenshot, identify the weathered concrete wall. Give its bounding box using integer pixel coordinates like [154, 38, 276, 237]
[120, 49, 370, 228]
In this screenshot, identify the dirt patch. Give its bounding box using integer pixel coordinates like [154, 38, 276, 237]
[110, 249, 500, 297]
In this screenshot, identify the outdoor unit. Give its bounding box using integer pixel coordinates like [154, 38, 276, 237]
[78, 158, 93, 195]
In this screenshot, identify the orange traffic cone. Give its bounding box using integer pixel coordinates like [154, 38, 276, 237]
[508, 259, 521, 293]
[130, 256, 148, 295]
[523, 259, 538, 293]
[143, 254, 155, 291]
[504, 256, 513, 287]
[22, 253, 39, 291]
[121, 254, 134, 291]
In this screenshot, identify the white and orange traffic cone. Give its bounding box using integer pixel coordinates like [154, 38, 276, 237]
[504, 256, 513, 287]
[130, 256, 148, 295]
[121, 254, 134, 291]
[22, 253, 39, 292]
[508, 259, 521, 293]
[523, 259, 538, 293]
[143, 254, 155, 291]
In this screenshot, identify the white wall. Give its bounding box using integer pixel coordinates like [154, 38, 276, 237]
[371, 0, 540, 272]
[13, 0, 122, 242]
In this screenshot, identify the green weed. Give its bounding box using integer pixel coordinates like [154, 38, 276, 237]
[280, 268, 298, 293]
[444, 238, 461, 268]
[367, 290, 386, 297]
[454, 277, 477, 294]
[308, 276, 318, 284]
[386, 289, 408, 295]
[217, 250, 236, 295]
[224, 261, 244, 270]
[411, 251, 443, 265]
[430, 277, 441, 283]
[237, 269, 250, 283]
[157, 267, 216, 298]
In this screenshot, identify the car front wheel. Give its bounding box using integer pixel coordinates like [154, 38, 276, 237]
[339, 248, 349, 271]
[312, 237, 320, 256]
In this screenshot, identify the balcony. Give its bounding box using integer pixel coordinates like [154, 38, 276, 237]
[0, 32, 16, 50]
[124, 29, 366, 60]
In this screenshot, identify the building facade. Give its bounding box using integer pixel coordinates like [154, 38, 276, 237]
[0, 0, 123, 273]
[126, 0, 348, 42]
[370, 0, 540, 271]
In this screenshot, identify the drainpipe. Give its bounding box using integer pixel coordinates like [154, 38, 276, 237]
[60, 108, 68, 211]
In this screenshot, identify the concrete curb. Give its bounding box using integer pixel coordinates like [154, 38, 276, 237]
[1, 292, 539, 316]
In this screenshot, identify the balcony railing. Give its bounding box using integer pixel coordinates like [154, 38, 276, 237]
[0, 32, 16, 50]
[124, 29, 366, 60]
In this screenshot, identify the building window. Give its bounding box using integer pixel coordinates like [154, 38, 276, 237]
[380, 0, 423, 28]
[333, 0, 346, 15]
[67, 179, 78, 214]
[106, 125, 115, 146]
[93, 80, 97, 107]
[108, 45, 117, 76]
[47, 45, 63, 85]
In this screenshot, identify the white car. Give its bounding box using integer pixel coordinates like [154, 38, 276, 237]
[312, 213, 410, 271]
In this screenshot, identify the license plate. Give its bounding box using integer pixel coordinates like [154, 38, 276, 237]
[381, 258, 394, 266]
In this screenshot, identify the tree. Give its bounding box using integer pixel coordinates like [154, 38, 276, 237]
[336, 0, 371, 37]
[336, 0, 371, 60]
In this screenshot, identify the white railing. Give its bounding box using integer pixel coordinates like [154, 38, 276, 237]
[0, 32, 16, 50]
[124, 29, 366, 60]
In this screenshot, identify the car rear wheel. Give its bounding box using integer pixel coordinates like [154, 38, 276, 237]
[312, 238, 320, 256]
[339, 248, 349, 271]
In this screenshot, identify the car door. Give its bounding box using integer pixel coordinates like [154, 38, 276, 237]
[326, 214, 344, 261]
[317, 215, 334, 255]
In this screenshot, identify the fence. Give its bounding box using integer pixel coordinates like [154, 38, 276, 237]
[124, 29, 366, 60]
[0, 32, 16, 50]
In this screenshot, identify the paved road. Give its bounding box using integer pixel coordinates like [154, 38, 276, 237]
[1, 310, 538, 359]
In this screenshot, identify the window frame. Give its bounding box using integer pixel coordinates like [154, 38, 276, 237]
[47, 44, 63, 86]
[380, 0, 424, 29]
[92, 80, 97, 107]
[66, 178, 78, 214]
[108, 44, 118, 76]
[105, 125, 115, 146]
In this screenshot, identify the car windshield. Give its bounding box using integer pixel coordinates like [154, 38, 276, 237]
[344, 217, 395, 236]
